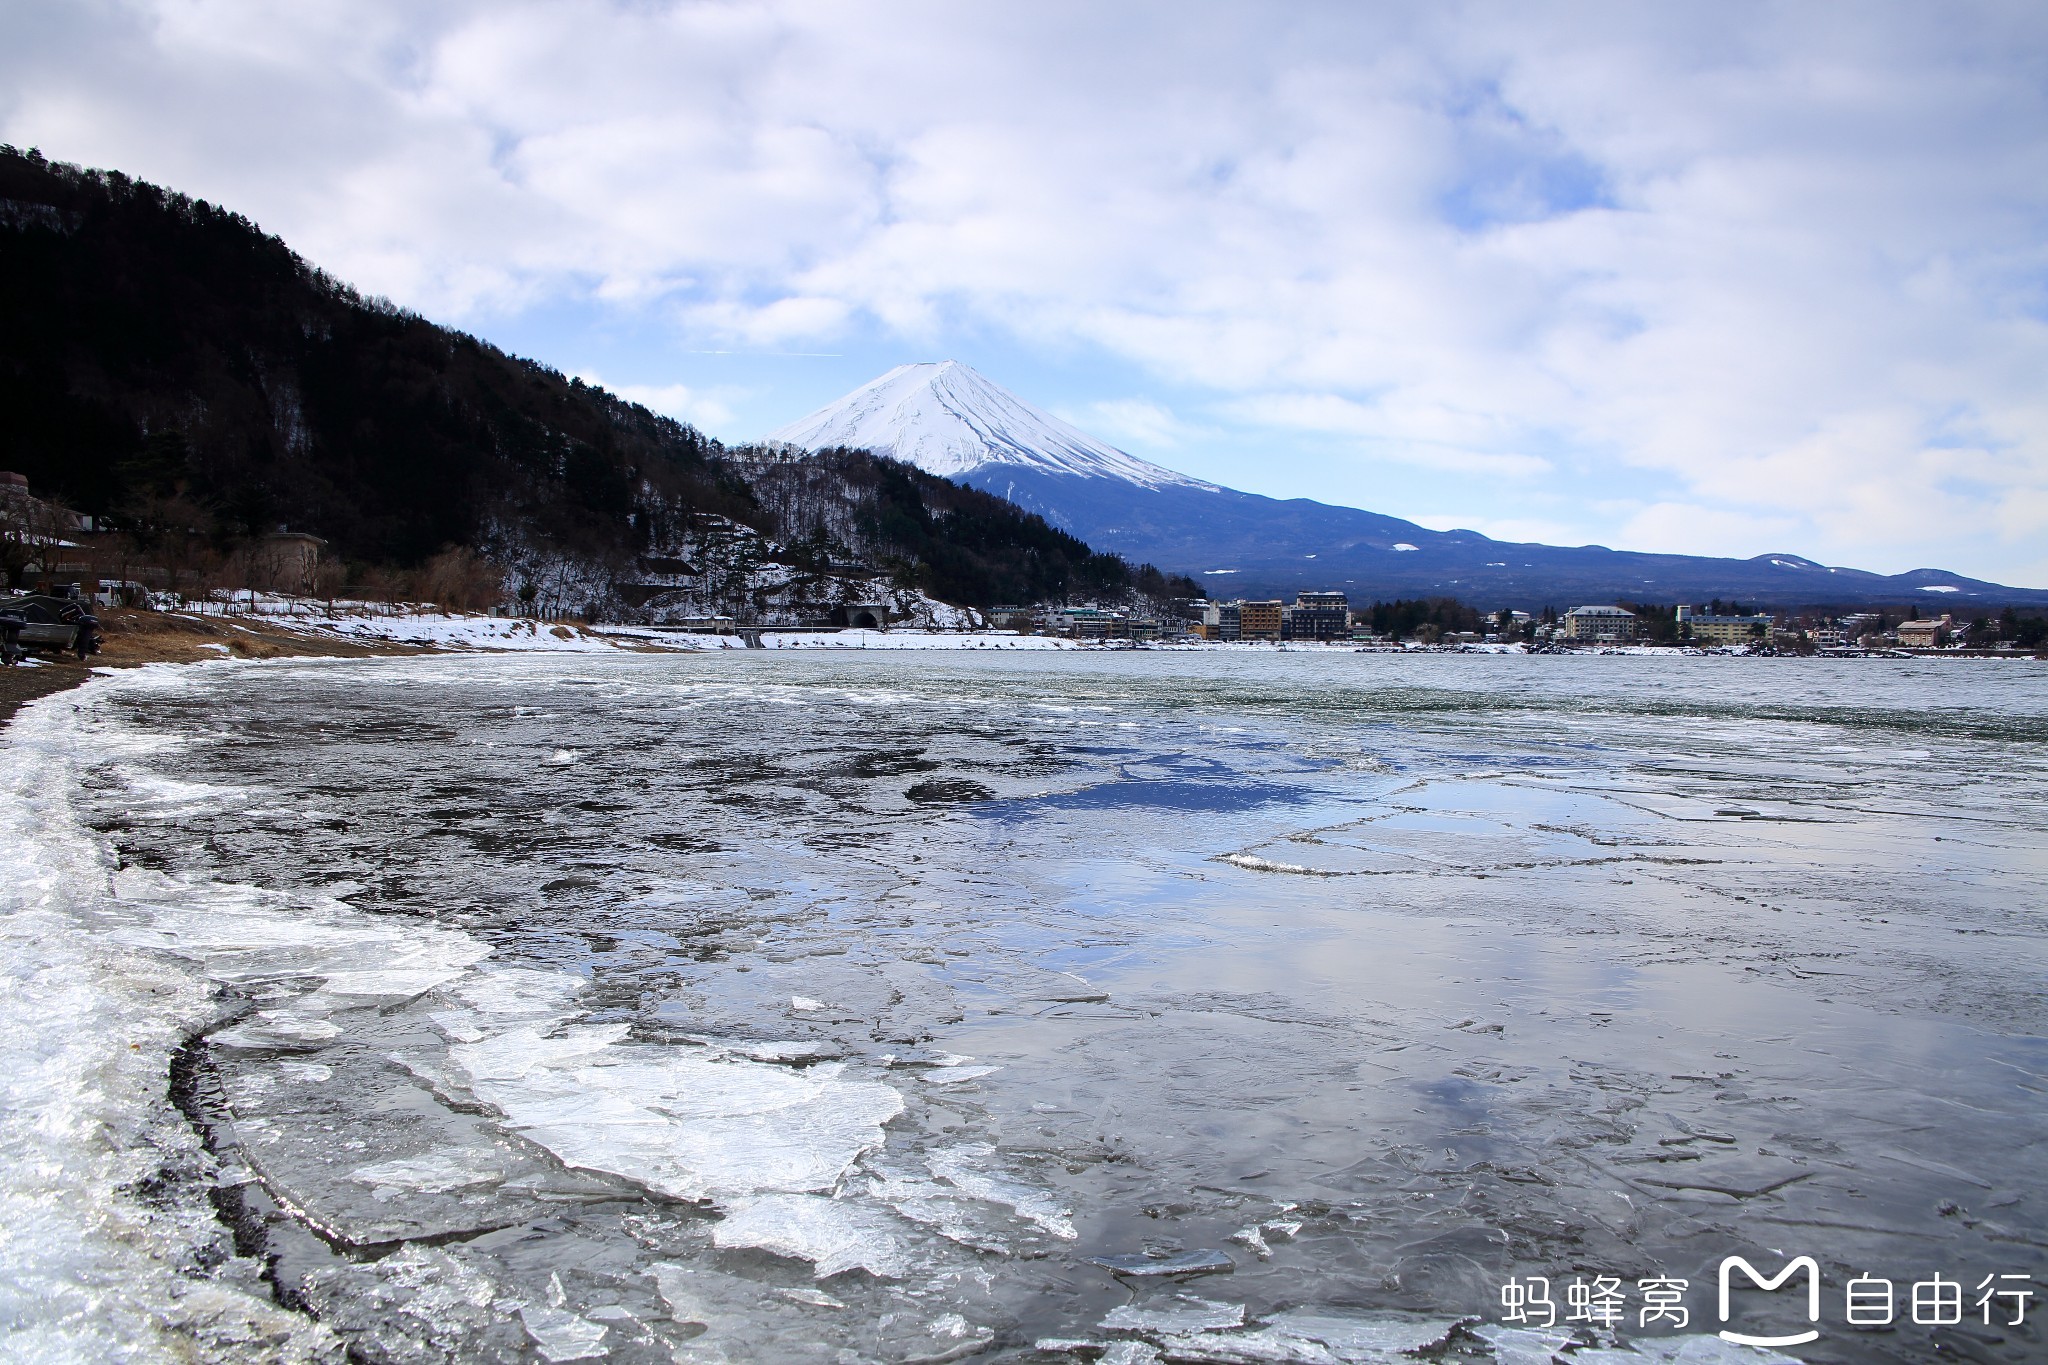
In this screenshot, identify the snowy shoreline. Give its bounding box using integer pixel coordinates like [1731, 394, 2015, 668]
[0, 668, 342, 1361]
[173, 609, 1090, 654]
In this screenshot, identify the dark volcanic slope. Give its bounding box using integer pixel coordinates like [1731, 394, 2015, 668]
[0, 149, 1172, 609]
[964, 464, 2047, 609]
[0, 148, 742, 565]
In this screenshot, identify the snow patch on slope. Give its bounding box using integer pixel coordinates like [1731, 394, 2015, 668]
[763, 361, 1213, 491]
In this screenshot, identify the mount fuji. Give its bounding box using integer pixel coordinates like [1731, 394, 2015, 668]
[766, 359, 1212, 492]
[764, 362, 2044, 608]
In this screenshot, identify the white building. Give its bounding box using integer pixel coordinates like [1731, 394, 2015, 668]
[1560, 605, 1638, 642]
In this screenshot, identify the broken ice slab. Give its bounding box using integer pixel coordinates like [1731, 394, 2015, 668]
[1101, 1295, 1245, 1333]
[1033, 987, 1112, 1004]
[1564, 1334, 1804, 1365]
[650, 1260, 756, 1329]
[887, 1049, 978, 1069]
[443, 964, 587, 1029]
[774, 1286, 846, 1309]
[1101, 1343, 1165, 1365]
[296, 1242, 519, 1360]
[710, 1038, 848, 1064]
[450, 1025, 904, 1201]
[347, 1149, 511, 1196]
[1471, 1320, 1581, 1365]
[928, 1143, 1077, 1240]
[106, 867, 493, 1001]
[900, 1311, 998, 1365]
[649, 1259, 909, 1362]
[428, 1008, 487, 1043]
[1231, 1208, 1302, 1258]
[1145, 1326, 1339, 1363]
[1262, 1310, 1466, 1359]
[865, 1168, 1014, 1253]
[712, 1192, 910, 1279]
[216, 1053, 586, 1245]
[518, 1302, 608, 1361]
[210, 1011, 343, 1050]
[1150, 1310, 1466, 1364]
[1089, 1248, 1235, 1278]
[649, 1258, 831, 1336]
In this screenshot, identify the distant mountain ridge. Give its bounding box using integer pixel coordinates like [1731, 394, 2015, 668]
[765, 362, 2047, 608]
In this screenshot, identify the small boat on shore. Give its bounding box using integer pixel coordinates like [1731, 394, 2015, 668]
[0, 591, 102, 664]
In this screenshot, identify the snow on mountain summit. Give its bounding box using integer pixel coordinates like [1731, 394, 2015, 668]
[762, 361, 1213, 491]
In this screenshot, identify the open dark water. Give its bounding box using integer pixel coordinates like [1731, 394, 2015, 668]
[11, 650, 2047, 1363]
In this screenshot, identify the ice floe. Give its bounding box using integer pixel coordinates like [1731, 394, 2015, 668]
[517, 1303, 609, 1361]
[1091, 1248, 1237, 1277]
[927, 1143, 1077, 1239]
[450, 1027, 904, 1201]
[1102, 1295, 1246, 1333]
[104, 865, 492, 1003]
[711, 1193, 910, 1278]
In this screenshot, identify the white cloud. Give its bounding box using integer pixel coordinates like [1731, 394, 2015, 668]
[574, 373, 740, 429]
[1065, 399, 1202, 451]
[1228, 393, 1554, 478]
[1407, 514, 1592, 547]
[1614, 502, 1807, 561]
[4, 0, 2046, 581]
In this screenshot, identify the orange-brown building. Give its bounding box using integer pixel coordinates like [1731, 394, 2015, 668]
[1239, 600, 1283, 640]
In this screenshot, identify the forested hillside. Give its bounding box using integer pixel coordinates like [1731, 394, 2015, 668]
[0, 147, 1192, 615]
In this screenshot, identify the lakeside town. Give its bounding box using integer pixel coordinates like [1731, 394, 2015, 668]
[1000, 592, 2046, 655]
[7, 469, 2043, 663]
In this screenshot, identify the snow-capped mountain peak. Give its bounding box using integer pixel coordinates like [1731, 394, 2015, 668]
[762, 361, 1213, 491]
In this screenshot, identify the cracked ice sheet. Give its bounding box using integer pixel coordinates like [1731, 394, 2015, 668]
[348, 1150, 511, 1195]
[1102, 1296, 1245, 1333]
[927, 1142, 1077, 1239]
[711, 1194, 910, 1279]
[450, 1025, 904, 1202]
[1151, 1311, 1465, 1363]
[1568, 1336, 1804, 1365]
[103, 866, 491, 1002]
[1471, 1322, 1581, 1365]
[518, 1303, 608, 1361]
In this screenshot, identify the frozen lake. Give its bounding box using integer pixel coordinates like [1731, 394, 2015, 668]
[5, 649, 2045, 1363]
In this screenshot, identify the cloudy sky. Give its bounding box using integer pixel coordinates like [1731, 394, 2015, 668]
[7, 1, 2046, 583]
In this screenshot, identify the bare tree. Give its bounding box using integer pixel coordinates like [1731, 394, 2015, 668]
[0, 486, 81, 589]
[417, 546, 505, 613]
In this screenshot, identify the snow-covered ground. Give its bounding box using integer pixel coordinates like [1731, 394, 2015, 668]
[754, 629, 1074, 650]
[303, 616, 1080, 652]
[0, 669, 341, 1362]
[304, 612, 654, 652]
[145, 599, 1090, 652]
